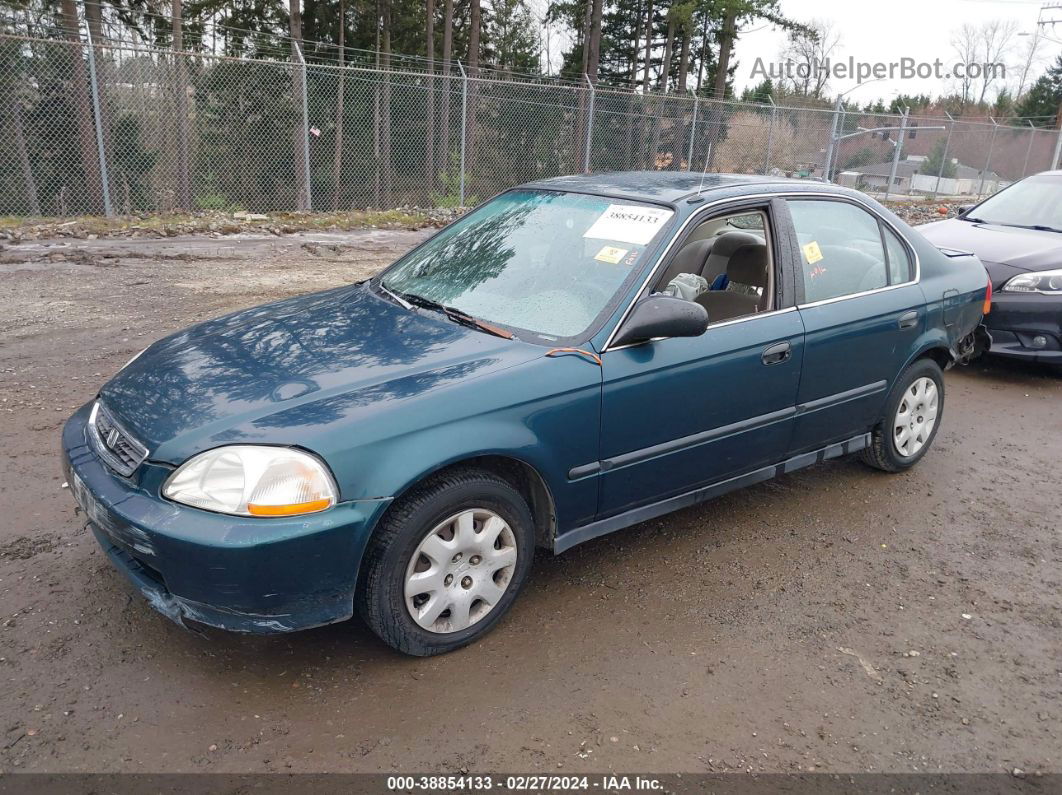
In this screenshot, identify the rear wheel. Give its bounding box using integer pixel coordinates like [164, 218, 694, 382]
[861, 358, 945, 473]
[357, 468, 535, 656]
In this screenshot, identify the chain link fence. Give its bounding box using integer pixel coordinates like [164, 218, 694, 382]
[2, 30, 1061, 219]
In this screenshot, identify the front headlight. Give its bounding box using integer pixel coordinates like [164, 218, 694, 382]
[1001, 268, 1062, 294]
[163, 446, 338, 517]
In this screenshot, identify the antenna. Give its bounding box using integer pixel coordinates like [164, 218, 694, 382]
[696, 143, 713, 194]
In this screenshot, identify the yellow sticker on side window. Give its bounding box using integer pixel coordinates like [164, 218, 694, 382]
[594, 245, 628, 264]
[802, 241, 824, 265]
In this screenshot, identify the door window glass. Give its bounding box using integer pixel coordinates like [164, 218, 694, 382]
[788, 200, 888, 302]
[883, 225, 913, 284]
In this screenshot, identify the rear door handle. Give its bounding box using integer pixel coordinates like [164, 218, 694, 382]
[761, 341, 791, 365]
[898, 310, 919, 329]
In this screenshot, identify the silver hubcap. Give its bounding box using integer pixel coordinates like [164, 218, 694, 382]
[894, 376, 938, 457]
[404, 509, 518, 634]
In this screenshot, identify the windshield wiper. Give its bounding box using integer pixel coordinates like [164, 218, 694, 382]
[961, 216, 988, 223]
[376, 280, 414, 310]
[965, 219, 1062, 233]
[1018, 224, 1062, 233]
[390, 289, 516, 340]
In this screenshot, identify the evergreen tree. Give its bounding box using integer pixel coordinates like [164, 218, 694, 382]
[920, 138, 956, 178]
[1016, 55, 1062, 127]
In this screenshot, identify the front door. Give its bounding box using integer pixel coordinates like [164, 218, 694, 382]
[595, 202, 805, 519]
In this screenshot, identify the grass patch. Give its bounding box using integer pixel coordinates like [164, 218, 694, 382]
[0, 208, 442, 240]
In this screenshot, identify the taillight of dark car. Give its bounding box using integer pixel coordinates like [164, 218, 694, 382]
[984, 278, 992, 315]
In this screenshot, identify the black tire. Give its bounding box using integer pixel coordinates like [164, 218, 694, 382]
[357, 467, 535, 656]
[861, 358, 945, 473]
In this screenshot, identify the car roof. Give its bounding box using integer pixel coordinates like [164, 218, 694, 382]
[520, 171, 811, 204]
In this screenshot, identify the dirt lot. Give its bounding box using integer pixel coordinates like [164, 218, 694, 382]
[0, 230, 1059, 775]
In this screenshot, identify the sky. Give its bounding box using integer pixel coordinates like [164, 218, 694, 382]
[732, 0, 1061, 104]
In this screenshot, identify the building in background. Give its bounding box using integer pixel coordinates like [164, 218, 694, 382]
[837, 156, 1004, 196]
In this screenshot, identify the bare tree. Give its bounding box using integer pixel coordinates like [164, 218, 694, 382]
[439, 0, 454, 174]
[58, 0, 105, 214]
[675, 14, 690, 93]
[289, 0, 310, 210]
[1014, 30, 1047, 102]
[658, 9, 676, 91]
[465, 0, 481, 193]
[703, 3, 737, 170]
[976, 19, 1017, 105]
[641, 0, 653, 92]
[639, 0, 653, 168]
[172, 0, 191, 210]
[372, 0, 381, 206]
[331, 0, 345, 209]
[11, 94, 40, 216]
[468, 0, 481, 75]
[671, 13, 692, 169]
[647, 8, 676, 168]
[630, 0, 642, 89]
[575, 0, 593, 168]
[574, 0, 602, 170]
[951, 24, 977, 110]
[381, 0, 393, 203]
[425, 0, 435, 194]
[780, 18, 840, 98]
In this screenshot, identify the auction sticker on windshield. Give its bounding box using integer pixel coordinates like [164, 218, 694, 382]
[594, 245, 628, 264]
[584, 204, 674, 245]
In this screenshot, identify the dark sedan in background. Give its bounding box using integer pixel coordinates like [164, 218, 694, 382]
[920, 171, 1062, 366]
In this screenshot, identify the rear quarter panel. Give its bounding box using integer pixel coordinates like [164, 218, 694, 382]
[861, 197, 989, 363]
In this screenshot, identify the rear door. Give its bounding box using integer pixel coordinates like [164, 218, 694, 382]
[783, 197, 923, 453]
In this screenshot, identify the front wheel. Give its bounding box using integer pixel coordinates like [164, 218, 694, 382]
[357, 468, 535, 656]
[861, 358, 945, 473]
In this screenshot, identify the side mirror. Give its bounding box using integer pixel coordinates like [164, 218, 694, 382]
[956, 205, 972, 217]
[612, 295, 709, 348]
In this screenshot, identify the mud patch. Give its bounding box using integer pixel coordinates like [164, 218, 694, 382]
[0, 533, 60, 561]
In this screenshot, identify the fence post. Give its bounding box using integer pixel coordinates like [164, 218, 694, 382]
[977, 119, 998, 198]
[294, 42, 313, 211]
[83, 25, 113, 217]
[931, 112, 954, 200]
[1022, 120, 1036, 178]
[883, 107, 908, 202]
[458, 61, 467, 206]
[1053, 122, 1062, 171]
[583, 74, 595, 173]
[822, 94, 842, 183]
[763, 95, 775, 175]
[686, 92, 699, 172]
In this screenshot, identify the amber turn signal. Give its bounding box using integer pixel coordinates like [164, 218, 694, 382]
[247, 498, 333, 516]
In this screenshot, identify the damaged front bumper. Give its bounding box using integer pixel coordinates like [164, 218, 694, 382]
[62, 403, 390, 634]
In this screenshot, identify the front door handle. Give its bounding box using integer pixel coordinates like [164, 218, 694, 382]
[898, 310, 919, 329]
[761, 341, 791, 365]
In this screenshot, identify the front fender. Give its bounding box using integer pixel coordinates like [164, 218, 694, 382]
[329, 354, 603, 536]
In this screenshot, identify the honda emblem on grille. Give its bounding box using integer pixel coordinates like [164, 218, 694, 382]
[107, 428, 120, 448]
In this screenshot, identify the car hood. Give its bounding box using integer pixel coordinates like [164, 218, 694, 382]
[918, 218, 1062, 286]
[100, 283, 541, 464]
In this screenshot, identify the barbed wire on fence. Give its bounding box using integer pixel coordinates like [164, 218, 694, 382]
[1, 30, 1060, 219]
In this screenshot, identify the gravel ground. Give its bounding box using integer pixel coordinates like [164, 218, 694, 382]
[0, 229, 1059, 775]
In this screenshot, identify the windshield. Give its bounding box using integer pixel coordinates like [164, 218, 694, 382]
[381, 190, 674, 339]
[966, 175, 1062, 230]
